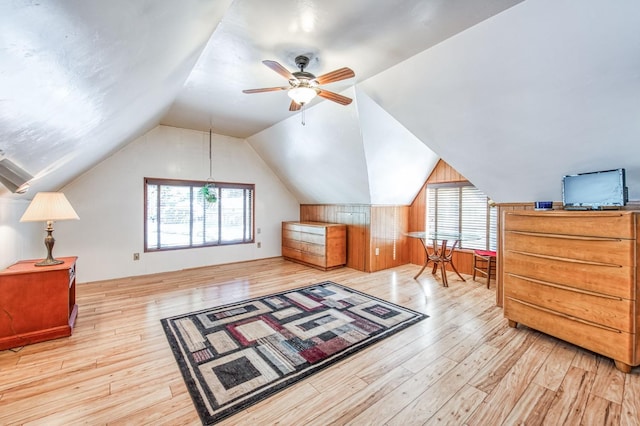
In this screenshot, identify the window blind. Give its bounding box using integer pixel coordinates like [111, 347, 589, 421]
[427, 183, 496, 250]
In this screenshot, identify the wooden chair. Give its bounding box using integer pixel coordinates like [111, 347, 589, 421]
[472, 250, 497, 288]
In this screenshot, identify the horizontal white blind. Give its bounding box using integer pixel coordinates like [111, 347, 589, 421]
[427, 184, 496, 250]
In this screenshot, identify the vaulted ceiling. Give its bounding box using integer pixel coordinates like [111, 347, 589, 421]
[2, 0, 639, 205]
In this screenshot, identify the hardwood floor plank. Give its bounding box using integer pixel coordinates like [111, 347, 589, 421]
[621, 371, 640, 426]
[532, 340, 577, 392]
[591, 358, 626, 404]
[581, 394, 622, 426]
[426, 383, 487, 425]
[543, 366, 595, 425]
[501, 382, 556, 425]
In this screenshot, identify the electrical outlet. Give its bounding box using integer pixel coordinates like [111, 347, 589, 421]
[257, 242, 261, 248]
[375, 247, 380, 256]
[133, 253, 140, 261]
[257, 227, 261, 234]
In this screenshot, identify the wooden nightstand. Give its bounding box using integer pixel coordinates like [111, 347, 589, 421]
[0, 256, 78, 350]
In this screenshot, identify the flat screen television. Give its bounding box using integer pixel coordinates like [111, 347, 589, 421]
[562, 168, 628, 210]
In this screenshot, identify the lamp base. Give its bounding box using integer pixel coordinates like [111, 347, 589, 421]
[35, 226, 63, 266]
[35, 257, 64, 267]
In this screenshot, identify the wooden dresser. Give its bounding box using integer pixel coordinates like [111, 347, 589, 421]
[502, 210, 640, 372]
[0, 256, 78, 350]
[282, 221, 347, 270]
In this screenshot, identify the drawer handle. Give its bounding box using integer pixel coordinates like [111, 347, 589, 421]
[507, 273, 624, 300]
[508, 250, 622, 268]
[507, 212, 626, 218]
[507, 297, 623, 333]
[507, 230, 625, 242]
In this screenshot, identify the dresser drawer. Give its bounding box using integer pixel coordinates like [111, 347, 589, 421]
[505, 298, 636, 365]
[283, 222, 327, 235]
[504, 274, 633, 332]
[504, 231, 635, 267]
[282, 246, 302, 260]
[301, 251, 326, 267]
[298, 231, 327, 245]
[504, 251, 633, 299]
[504, 211, 635, 238]
[301, 242, 326, 256]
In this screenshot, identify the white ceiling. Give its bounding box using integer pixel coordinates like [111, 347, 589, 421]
[2, 0, 639, 205]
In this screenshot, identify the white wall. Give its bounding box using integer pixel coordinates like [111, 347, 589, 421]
[56, 125, 298, 283]
[0, 198, 43, 268]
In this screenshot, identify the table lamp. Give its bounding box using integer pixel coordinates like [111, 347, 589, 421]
[20, 192, 79, 266]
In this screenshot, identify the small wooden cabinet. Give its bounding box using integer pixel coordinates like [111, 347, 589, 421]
[0, 256, 78, 350]
[282, 221, 347, 270]
[502, 210, 640, 372]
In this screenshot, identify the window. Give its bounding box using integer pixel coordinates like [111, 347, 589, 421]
[426, 182, 497, 250]
[144, 178, 254, 252]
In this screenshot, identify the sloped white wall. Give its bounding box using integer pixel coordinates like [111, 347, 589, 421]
[57, 125, 298, 283]
[248, 87, 371, 204]
[356, 87, 439, 204]
[360, 0, 640, 203]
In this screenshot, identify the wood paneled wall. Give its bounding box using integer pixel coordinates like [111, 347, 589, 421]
[408, 160, 474, 275]
[299, 204, 409, 273]
[369, 206, 409, 272]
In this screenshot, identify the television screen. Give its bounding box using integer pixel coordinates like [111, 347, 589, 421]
[562, 168, 627, 210]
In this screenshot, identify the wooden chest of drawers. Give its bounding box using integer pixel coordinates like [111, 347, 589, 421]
[282, 221, 347, 270]
[0, 256, 78, 350]
[502, 210, 640, 372]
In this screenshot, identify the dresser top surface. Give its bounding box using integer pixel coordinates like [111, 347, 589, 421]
[283, 221, 345, 227]
[1, 256, 77, 275]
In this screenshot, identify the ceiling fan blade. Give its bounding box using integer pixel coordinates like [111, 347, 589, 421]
[289, 100, 301, 111]
[314, 67, 355, 85]
[317, 89, 352, 105]
[263, 60, 295, 80]
[242, 86, 289, 94]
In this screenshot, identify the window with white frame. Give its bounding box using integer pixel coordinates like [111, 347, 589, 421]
[144, 178, 254, 251]
[426, 182, 497, 251]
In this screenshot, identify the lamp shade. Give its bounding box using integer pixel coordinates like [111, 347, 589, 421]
[20, 192, 79, 222]
[288, 86, 318, 105]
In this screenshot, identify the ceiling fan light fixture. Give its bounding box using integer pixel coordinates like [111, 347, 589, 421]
[288, 86, 318, 105]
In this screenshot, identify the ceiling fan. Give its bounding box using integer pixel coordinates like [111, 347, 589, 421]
[242, 55, 355, 111]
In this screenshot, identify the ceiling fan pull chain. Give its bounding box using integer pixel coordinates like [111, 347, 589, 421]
[301, 105, 306, 126]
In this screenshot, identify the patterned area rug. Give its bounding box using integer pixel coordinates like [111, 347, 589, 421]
[161, 281, 427, 425]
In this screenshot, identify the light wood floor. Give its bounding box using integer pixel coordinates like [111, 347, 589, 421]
[1, 258, 639, 425]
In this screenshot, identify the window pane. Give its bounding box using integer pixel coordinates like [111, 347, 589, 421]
[461, 187, 487, 250]
[489, 206, 497, 251]
[159, 185, 191, 248]
[193, 187, 220, 245]
[220, 187, 248, 243]
[436, 187, 460, 236]
[146, 184, 158, 249]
